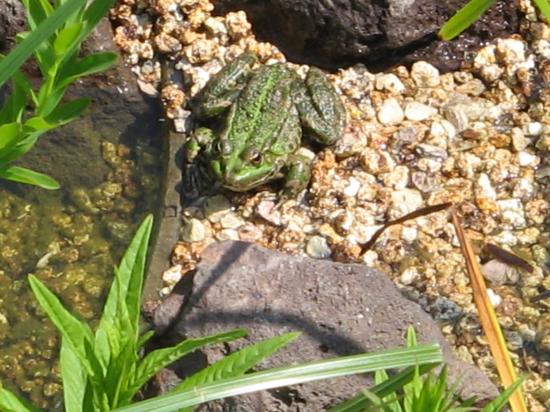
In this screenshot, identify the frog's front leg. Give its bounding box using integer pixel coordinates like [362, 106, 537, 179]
[183, 127, 217, 198]
[281, 154, 312, 198]
[294, 68, 347, 145]
[185, 127, 215, 162]
[191, 53, 257, 119]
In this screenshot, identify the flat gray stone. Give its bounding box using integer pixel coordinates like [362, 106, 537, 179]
[167, 241, 498, 410]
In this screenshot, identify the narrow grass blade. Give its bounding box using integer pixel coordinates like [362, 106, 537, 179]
[0, 0, 88, 88]
[438, 0, 497, 41]
[328, 363, 439, 412]
[481, 378, 524, 412]
[0, 166, 59, 189]
[114, 344, 442, 412]
[451, 211, 527, 412]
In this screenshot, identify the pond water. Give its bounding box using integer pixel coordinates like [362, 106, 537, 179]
[0, 85, 163, 410]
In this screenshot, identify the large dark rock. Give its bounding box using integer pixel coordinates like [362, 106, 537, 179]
[215, 0, 519, 71]
[0, 0, 26, 54]
[159, 241, 498, 410]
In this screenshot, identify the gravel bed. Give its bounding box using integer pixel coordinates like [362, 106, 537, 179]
[111, 0, 550, 409]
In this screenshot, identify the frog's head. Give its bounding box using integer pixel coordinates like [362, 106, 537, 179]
[210, 146, 285, 192]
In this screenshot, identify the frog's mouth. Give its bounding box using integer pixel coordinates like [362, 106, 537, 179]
[210, 159, 282, 192]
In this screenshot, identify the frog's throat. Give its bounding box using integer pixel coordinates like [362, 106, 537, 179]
[210, 159, 282, 191]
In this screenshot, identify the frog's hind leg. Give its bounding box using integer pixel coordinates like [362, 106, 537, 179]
[295, 68, 347, 146]
[191, 53, 257, 119]
[281, 154, 312, 199]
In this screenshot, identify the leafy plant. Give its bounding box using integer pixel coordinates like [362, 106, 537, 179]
[0, 215, 444, 411]
[0, 0, 117, 189]
[329, 327, 523, 412]
[439, 0, 550, 40]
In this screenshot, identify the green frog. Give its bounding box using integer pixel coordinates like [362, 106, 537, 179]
[185, 53, 346, 196]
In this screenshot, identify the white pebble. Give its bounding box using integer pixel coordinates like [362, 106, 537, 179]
[404, 102, 437, 121]
[400, 267, 420, 286]
[411, 61, 440, 87]
[343, 177, 361, 197]
[517, 152, 539, 167]
[220, 213, 244, 229]
[378, 98, 404, 125]
[306, 236, 332, 259]
[389, 189, 423, 218]
[181, 219, 206, 242]
[487, 288, 502, 307]
[162, 265, 183, 285]
[375, 73, 405, 94]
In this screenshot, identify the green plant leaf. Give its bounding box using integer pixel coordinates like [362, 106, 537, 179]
[137, 330, 155, 349]
[176, 332, 300, 411]
[125, 329, 248, 401]
[80, 0, 117, 43]
[0, 122, 23, 150]
[36, 84, 67, 117]
[60, 338, 87, 412]
[114, 344, 443, 412]
[0, 166, 59, 189]
[0, 131, 42, 164]
[481, 378, 524, 412]
[0, 382, 41, 412]
[438, 0, 497, 41]
[54, 23, 84, 57]
[534, 0, 550, 23]
[0, 0, 88, 88]
[45, 97, 90, 126]
[98, 215, 153, 347]
[21, 0, 54, 30]
[176, 332, 299, 395]
[327, 364, 438, 412]
[28, 274, 95, 372]
[406, 326, 417, 348]
[0, 71, 32, 124]
[56, 52, 118, 89]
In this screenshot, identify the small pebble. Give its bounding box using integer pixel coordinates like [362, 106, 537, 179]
[404, 102, 437, 121]
[481, 259, 520, 285]
[411, 61, 440, 87]
[162, 265, 183, 285]
[181, 218, 206, 242]
[378, 98, 404, 125]
[220, 212, 245, 229]
[487, 288, 502, 307]
[306, 236, 332, 259]
[204, 195, 232, 223]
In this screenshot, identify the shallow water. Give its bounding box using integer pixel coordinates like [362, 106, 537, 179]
[0, 87, 163, 410]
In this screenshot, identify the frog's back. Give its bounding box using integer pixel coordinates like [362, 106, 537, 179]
[222, 63, 300, 164]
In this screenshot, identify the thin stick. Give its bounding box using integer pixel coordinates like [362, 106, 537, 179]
[451, 211, 526, 412]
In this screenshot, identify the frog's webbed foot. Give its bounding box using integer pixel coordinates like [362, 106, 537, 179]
[183, 128, 217, 201]
[295, 67, 347, 146]
[281, 154, 312, 200]
[191, 53, 257, 119]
